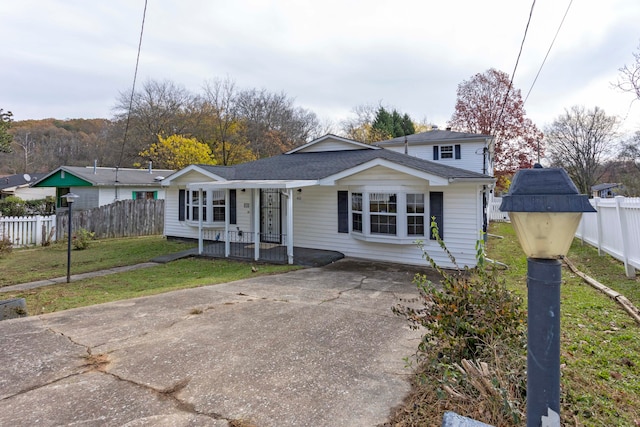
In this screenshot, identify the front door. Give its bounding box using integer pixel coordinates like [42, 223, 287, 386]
[260, 189, 282, 243]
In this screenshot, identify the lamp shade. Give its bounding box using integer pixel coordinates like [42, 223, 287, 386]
[500, 166, 596, 258]
[63, 193, 80, 204]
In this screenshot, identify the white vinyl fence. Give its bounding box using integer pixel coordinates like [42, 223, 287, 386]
[0, 215, 56, 247]
[575, 197, 640, 278]
[490, 196, 640, 278]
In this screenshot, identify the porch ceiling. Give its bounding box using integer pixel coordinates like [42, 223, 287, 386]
[187, 180, 318, 190]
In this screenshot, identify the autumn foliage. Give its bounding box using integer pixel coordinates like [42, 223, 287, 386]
[139, 134, 216, 170]
[448, 69, 543, 186]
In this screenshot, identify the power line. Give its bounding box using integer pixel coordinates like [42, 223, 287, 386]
[496, 0, 537, 133]
[524, 0, 573, 105]
[117, 0, 148, 169]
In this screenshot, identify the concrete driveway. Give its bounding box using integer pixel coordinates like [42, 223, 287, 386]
[0, 259, 428, 427]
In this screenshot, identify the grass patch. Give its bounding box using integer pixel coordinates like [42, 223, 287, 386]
[0, 235, 196, 287]
[0, 257, 298, 314]
[489, 222, 640, 426]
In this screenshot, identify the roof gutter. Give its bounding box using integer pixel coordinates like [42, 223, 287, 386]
[448, 177, 496, 184]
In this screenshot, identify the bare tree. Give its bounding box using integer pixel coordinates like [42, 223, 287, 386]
[235, 88, 320, 157]
[613, 42, 640, 101]
[112, 79, 202, 165]
[544, 106, 619, 194]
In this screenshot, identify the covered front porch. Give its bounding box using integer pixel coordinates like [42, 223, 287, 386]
[187, 179, 317, 264]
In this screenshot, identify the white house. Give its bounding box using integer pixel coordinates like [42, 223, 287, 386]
[0, 173, 54, 200]
[161, 134, 495, 268]
[31, 165, 174, 210]
[375, 129, 495, 176]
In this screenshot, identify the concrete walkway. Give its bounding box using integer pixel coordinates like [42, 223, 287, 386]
[0, 258, 428, 427]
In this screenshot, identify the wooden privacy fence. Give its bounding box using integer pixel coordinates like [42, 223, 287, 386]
[490, 196, 639, 278]
[0, 215, 56, 247]
[56, 199, 164, 240]
[575, 196, 640, 278]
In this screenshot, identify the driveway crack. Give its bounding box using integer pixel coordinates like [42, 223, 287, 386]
[320, 275, 366, 304]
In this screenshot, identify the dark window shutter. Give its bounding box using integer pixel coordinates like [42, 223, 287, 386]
[455, 144, 461, 159]
[178, 189, 186, 221]
[429, 192, 444, 240]
[337, 191, 349, 233]
[229, 189, 237, 225]
[433, 146, 439, 160]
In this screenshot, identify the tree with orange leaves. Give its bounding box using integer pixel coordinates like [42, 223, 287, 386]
[448, 69, 543, 187]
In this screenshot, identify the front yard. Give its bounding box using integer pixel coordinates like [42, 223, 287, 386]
[0, 236, 299, 314]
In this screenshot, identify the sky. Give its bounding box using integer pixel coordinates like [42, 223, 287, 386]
[2, 0, 640, 138]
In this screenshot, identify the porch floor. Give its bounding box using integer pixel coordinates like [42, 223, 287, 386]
[202, 242, 344, 267]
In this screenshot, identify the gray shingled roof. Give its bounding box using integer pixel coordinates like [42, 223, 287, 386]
[197, 148, 491, 181]
[33, 166, 175, 187]
[375, 130, 491, 146]
[0, 173, 48, 190]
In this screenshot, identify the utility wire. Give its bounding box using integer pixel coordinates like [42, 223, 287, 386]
[117, 0, 148, 170]
[496, 0, 537, 133]
[524, 0, 573, 105]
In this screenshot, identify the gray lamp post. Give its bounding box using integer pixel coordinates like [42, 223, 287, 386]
[500, 165, 595, 427]
[63, 193, 80, 283]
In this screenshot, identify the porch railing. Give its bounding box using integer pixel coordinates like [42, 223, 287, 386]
[202, 230, 288, 263]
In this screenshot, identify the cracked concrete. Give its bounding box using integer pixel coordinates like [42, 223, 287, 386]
[0, 258, 436, 427]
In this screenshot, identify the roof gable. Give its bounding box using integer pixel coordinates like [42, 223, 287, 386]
[287, 134, 378, 153]
[162, 164, 231, 186]
[34, 169, 93, 187]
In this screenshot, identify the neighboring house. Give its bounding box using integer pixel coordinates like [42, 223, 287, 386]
[31, 165, 174, 210]
[0, 173, 54, 200]
[161, 134, 495, 268]
[374, 129, 495, 176]
[591, 183, 624, 198]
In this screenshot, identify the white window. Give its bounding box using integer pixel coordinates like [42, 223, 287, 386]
[369, 193, 397, 235]
[440, 145, 453, 159]
[352, 192, 363, 232]
[351, 190, 428, 242]
[406, 193, 425, 236]
[186, 190, 225, 223]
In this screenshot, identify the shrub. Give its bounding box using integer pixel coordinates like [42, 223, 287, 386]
[25, 198, 55, 215]
[72, 228, 95, 250]
[0, 235, 12, 257]
[0, 196, 27, 216]
[391, 220, 527, 424]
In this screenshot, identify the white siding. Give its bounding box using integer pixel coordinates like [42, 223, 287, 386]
[386, 142, 490, 175]
[164, 187, 203, 240]
[336, 166, 427, 187]
[292, 184, 483, 268]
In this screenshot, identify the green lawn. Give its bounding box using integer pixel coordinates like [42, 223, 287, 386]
[487, 222, 640, 426]
[0, 236, 299, 314]
[0, 235, 197, 287]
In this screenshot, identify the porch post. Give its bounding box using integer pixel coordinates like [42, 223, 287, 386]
[224, 189, 230, 258]
[198, 188, 203, 255]
[287, 188, 294, 264]
[253, 188, 260, 261]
